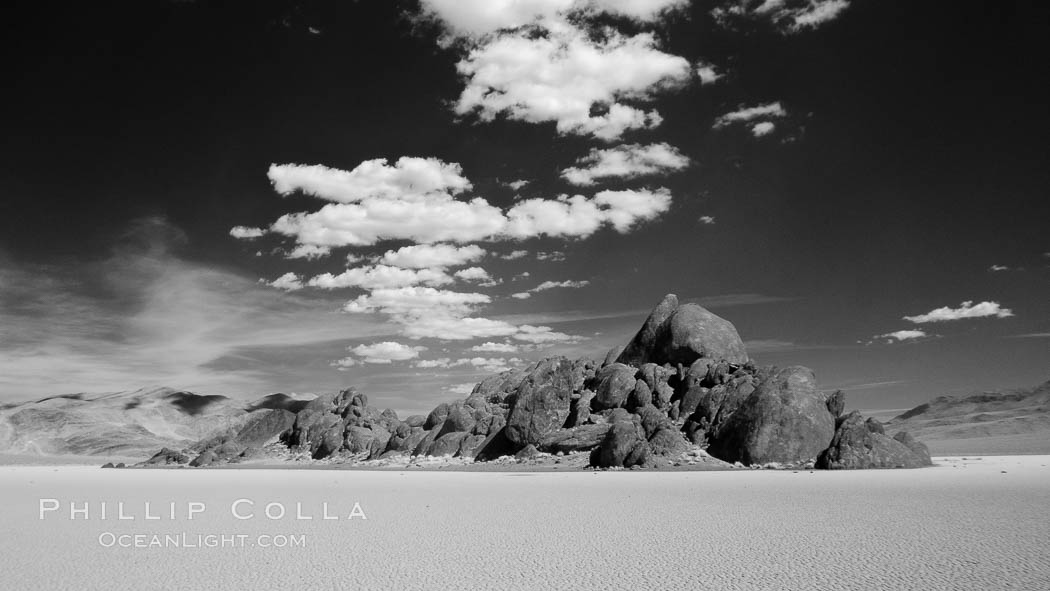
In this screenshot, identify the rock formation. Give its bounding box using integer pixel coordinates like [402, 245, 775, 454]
[131, 293, 932, 470]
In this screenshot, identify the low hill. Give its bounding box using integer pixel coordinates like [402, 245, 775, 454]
[887, 380, 1050, 455]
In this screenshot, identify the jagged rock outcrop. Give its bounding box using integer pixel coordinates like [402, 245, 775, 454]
[131, 292, 935, 472]
[141, 447, 189, 466]
[816, 411, 932, 469]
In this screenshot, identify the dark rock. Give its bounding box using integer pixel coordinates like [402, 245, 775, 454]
[397, 429, 428, 454]
[101, 462, 115, 469]
[423, 403, 450, 431]
[189, 450, 216, 467]
[679, 385, 707, 417]
[705, 366, 835, 465]
[436, 403, 476, 437]
[602, 344, 626, 368]
[474, 427, 518, 461]
[826, 390, 846, 417]
[593, 363, 637, 410]
[893, 431, 933, 466]
[115, 463, 126, 469]
[141, 447, 190, 466]
[314, 421, 345, 459]
[626, 380, 653, 411]
[668, 400, 681, 422]
[471, 366, 532, 404]
[404, 414, 426, 428]
[411, 430, 439, 456]
[515, 444, 540, 461]
[429, 432, 470, 457]
[457, 434, 489, 458]
[865, 417, 885, 435]
[649, 427, 689, 456]
[817, 412, 932, 469]
[504, 357, 576, 446]
[635, 405, 668, 439]
[616, 294, 679, 367]
[592, 421, 645, 468]
[538, 424, 612, 454]
[566, 390, 596, 428]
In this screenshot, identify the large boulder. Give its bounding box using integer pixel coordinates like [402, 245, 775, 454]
[893, 431, 933, 466]
[591, 418, 650, 468]
[705, 366, 835, 465]
[593, 363, 638, 410]
[140, 447, 189, 466]
[657, 304, 749, 366]
[617, 295, 748, 367]
[616, 294, 679, 367]
[816, 412, 933, 469]
[504, 357, 577, 447]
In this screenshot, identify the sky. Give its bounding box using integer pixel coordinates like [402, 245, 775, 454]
[1, 0, 1047, 415]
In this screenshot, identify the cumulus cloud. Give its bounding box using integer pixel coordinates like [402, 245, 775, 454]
[751, 121, 776, 137]
[379, 244, 486, 269]
[268, 272, 304, 291]
[512, 279, 590, 299]
[505, 179, 530, 190]
[268, 157, 472, 203]
[696, 61, 724, 85]
[561, 142, 690, 186]
[535, 251, 566, 262]
[713, 101, 787, 129]
[699, 215, 716, 224]
[713, 0, 851, 33]
[512, 324, 582, 344]
[230, 226, 265, 239]
[285, 244, 331, 260]
[903, 301, 1014, 324]
[261, 159, 673, 248]
[453, 25, 690, 141]
[307, 265, 452, 290]
[343, 341, 427, 364]
[454, 266, 496, 284]
[876, 330, 927, 342]
[502, 250, 529, 260]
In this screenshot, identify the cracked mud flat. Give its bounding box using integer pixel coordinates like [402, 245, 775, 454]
[1, 456, 1047, 590]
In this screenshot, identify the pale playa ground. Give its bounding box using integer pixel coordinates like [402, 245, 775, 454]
[1, 458, 1048, 590]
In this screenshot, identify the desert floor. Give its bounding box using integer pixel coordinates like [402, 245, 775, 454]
[1, 456, 1047, 590]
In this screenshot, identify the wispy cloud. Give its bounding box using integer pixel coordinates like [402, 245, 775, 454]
[875, 329, 928, 342]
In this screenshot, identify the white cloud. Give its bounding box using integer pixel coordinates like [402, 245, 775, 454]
[751, 121, 776, 137]
[379, 244, 487, 270]
[452, 24, 691, 140]
[471, 342, 520, 353]
[513, 324, 582, 344]
[420, 0, 688, 37]
[505, 179, 530, 190]
[285, 244, 331, 260]
[308, 265, 452, 290]
[904, 301, 1014, 324]
[561, 142, 690, 186]
[347, 341, 427, 364]
[696, 61, 724, 85]
[454, 266, 495, 283]
[267, 272, 304, 291]
[414, 356, 523, 373]
[713, 0, 851, 33]
[713, 101, 787, 128]
[344, 287, 491, 316]
[989, 265, 1009, 272]
[230, 226, 265, 239]
[502, 250, 529, 260]
[699, 215, 716, 224]
[268, 157, 472, 203]
[876, 330, 927, 342]
[264, 160, 673, 248]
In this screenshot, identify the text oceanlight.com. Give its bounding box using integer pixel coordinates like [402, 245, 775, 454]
[97, 532, 307, 549]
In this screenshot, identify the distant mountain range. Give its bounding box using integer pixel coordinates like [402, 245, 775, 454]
[0, 387, 315, 458]
[887, 380, 1050, 455]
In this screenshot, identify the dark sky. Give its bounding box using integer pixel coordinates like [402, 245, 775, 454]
[1, 0, 1047, 415]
